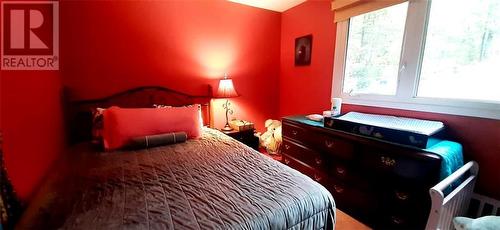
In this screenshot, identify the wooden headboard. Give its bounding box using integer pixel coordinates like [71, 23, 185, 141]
[65, 86, 212, 144]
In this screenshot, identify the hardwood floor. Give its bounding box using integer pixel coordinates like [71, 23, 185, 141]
[336, 209, 371, 230]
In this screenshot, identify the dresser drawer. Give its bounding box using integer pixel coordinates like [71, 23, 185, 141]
[360, 147, 440, 182]
[327, 161, 370, 190]
[281, 157, 372, 218]
[378, 185, 430, 213]
[282, 122, 308, 142]
[282, 139, 326, 170]
[389, 188, 417, 205]
[313, 134, 355, 160]
[326, 179, 378, 226]
[327, 180, 370, 209]
[379, 213, 413, 230]
[282, 154, 326, 184]
[377, 206, 428, 230]
[283, 121, 355, 160]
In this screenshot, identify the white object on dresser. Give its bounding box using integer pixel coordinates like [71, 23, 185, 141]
[306, 114, 323, 122]
[331, 98, 342, 116]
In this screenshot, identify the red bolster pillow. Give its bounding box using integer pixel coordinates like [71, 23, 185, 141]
[102, 105, 201, 150]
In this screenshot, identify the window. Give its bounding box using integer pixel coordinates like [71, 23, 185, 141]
[333, 0, 500, 119]
[344, 3, 408, 96]
[418, 0, 500, 102]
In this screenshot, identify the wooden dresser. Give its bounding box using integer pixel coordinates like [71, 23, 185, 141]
[282, 116, 443, 229]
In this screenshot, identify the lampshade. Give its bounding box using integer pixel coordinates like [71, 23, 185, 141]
[216, 77, 239, 98]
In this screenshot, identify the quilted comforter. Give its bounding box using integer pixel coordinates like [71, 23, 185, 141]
[18, 128, 335, 229]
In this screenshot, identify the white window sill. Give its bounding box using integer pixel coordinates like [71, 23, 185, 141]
[340, 95, 500, 120]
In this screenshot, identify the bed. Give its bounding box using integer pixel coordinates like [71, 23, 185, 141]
[16, 86, 335, 229]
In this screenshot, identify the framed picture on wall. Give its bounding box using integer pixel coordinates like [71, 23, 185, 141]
[295, 34, 312, 66]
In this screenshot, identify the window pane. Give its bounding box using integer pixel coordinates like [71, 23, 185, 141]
[418, 0, 500, 102]
[343, 3, 408, 95]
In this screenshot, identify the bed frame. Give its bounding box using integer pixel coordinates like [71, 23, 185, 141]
[65, 85, 212, 144]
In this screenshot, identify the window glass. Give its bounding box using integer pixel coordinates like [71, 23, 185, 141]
[418, 0, 500, 102]
[343, 3, 408, 95]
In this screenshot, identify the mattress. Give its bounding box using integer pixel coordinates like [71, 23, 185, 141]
[17, 128, 335, 229]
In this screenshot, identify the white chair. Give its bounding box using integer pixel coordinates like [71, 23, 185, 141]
[426, 161, 479, 230]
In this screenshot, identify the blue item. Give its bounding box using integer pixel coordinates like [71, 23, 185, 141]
[425, 140, 464, 194]
[425, 140, 464, 181]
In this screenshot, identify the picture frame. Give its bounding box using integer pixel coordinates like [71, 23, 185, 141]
[295, 34, 312, 66]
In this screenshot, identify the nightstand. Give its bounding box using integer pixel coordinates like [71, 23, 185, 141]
[222, 129, 259, 150]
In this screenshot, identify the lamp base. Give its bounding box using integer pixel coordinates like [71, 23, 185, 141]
[222, 124, 233, 132]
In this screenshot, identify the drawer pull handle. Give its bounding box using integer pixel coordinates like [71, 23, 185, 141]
[285, 144, 290, 150]
[292, 130, 298, 136]
[313, 174, 322, 182]
[380, 156, 396, 167]
[315, 157, 322, 165]
[391, 216, 404, 225]
[325, 140, 334, 148]
[284, 159, 290, 165]
[395, 191, 409, 201]
[336, 166, 346, 175]
[333, 185, 344, 193]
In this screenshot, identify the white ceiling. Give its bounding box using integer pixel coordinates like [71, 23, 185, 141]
[228, 0, 307, 12]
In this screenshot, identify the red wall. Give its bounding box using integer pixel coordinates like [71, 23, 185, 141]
[0, 73, 2, 131]
[279, 0, 336, 116]
[1, 0, 63, 202]
[1, 0, 281, 202]
[0, 71, 64, 201]
[280, 1, 500, 199]
[59, 0, 281, 132]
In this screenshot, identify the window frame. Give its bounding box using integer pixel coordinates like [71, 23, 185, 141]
[332, 0, 500, 120]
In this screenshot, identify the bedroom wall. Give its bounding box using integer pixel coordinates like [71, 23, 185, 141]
[279, 0, 336, 116]
[280, 1, 500, 199]
[0, 75, 2, 131]
[59, 0, 281, 132]
[0, 71, 64, 201]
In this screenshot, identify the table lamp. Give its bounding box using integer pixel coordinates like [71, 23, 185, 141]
[216, 73, 239, 131]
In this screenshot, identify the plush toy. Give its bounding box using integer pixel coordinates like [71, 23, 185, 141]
[453, 216, 500, 230]
[256, 119, 282, 154]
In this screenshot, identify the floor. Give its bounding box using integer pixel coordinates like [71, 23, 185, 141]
[336, 209, 371, 230]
